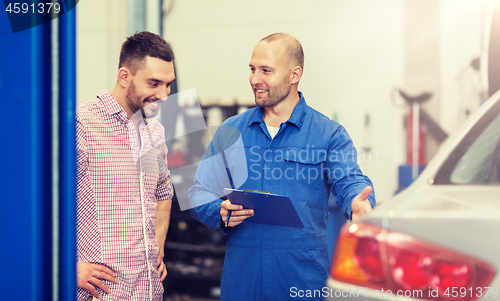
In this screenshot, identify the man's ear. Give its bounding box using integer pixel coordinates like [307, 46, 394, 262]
[117, 67, 132, 88]
[290, 66, 302, 85]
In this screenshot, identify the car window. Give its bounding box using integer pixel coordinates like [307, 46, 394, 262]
[449, 113, 500, 185]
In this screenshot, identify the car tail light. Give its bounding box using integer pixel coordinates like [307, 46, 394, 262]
[331, 223, 496, 301]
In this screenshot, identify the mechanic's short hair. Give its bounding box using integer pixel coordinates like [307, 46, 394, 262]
[261, 33, 304, 70]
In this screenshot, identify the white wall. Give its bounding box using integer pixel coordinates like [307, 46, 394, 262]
[440, 0, 494, 135]
[76, 0, 129, 105]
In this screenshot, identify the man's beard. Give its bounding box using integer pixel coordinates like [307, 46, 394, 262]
[254, 76, 291, 108]
[126, 81, 159, 118]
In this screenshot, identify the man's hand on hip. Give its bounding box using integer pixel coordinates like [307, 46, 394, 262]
[351, 186, 373, 221]
[77, 261, 118, 298]
[157, 250, 167, 281]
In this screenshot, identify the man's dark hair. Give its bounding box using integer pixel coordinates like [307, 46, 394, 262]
[119, 31, 175, 75]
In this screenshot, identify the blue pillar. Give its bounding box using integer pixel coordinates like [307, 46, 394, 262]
[58, 4, 77, 300]
[0, 2, 76, 299]
[0, 12, 53, 301]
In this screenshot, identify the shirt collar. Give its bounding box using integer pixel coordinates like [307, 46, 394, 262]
[98, 90, 125, 116]
[247, 91, 307, 130]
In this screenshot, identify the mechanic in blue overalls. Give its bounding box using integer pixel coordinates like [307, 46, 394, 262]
[189, 32, 376, 301]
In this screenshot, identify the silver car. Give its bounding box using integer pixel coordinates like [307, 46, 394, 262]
[327, 91, 500, 301]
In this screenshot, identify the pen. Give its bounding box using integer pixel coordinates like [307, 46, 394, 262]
[219, 139, 235, 228]
[225, 210, 232, 227]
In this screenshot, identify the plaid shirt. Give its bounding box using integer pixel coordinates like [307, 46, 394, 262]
[76, 91, 173, 301]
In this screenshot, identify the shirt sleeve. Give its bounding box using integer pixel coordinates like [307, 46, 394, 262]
[76, 118, 100, 262]
[188, 137, 231, 234]
[189, 124, 249, 233]
[326, 125, 376, 220]
[156, 141, 174, 201]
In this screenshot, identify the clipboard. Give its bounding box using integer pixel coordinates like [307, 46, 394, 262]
[224, 189, 304, 228]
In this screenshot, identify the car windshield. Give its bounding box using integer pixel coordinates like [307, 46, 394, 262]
[448, 105, 500, 185]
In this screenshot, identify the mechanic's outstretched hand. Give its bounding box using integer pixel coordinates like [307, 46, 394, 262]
[351, 186, 374, 221]
[77, 261, 118, 299]
[220, 199, 254, 227]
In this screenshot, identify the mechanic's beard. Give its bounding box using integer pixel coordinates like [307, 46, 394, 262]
[255, 76, 291, 108]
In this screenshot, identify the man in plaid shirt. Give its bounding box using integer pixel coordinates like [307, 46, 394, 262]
[76, 31, 176, 301]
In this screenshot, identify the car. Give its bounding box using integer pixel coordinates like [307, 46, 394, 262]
[326, 90, 500, 301]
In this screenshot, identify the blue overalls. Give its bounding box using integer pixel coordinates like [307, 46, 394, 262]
[190, 92, 375, 300]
